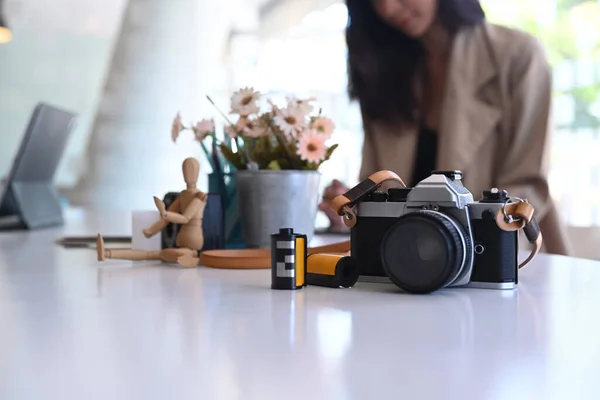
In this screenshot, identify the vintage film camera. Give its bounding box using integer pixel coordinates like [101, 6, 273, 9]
[350, 170, 520, 294]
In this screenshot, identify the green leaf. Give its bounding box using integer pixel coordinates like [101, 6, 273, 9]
[311, 144, 340, 169]
[219, 143, 245, 169]
[267, 160, 282, 170]
[277, 158, 292, 170]
[324, 144, 339, 161]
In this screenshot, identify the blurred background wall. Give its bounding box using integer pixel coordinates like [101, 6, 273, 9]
[63, 0, 262, 210]
[1, 0, 599, 236]
[0, 0, 127, 187]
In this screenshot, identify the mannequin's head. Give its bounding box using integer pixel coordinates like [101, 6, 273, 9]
[182, 158, 200, 188]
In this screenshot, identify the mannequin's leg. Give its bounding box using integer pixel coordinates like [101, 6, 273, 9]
[96, 235, 197, 266]
[176, 254, 200, 268]
[96, 234, 160, 261]
[158, 248, 197, 265]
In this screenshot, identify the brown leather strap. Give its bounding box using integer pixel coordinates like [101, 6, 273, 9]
[199, 240, 351, 269]
[332, 170, 406, 228]
[495, 201, 543, 269]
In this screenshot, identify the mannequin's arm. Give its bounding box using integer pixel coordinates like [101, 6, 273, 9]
[163, 192, 207, 224]
[143, 197, 181, 237]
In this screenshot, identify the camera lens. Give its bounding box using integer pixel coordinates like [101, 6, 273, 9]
[380, 211, 468, 294]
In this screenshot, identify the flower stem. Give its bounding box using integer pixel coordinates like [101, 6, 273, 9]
[206, 95, 236, 126]
[272, 128, 300, 169]
[206, 94, 255, 168]
[199, 142, 215, 170]
[269, 103, 301, 169]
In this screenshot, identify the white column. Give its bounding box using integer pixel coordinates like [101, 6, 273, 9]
[69, 0, 256, 211]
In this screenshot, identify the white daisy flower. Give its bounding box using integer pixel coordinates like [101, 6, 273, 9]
[234, 116, 269, 138]
[193, 118, 215, 140]
[296, 130, 327, 164]
[273, 108, 307, 138]
[224, 124, 238, 138]
[230, 87, 261, 116]
[286, 96, 315, 116]
[171, 112, 183, 142]
[245, 123, 269, 138]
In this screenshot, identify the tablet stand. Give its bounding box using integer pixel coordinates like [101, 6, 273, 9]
[0, 182, 64, 229]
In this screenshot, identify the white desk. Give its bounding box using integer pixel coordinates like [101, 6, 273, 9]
[1, 209, 599, 400]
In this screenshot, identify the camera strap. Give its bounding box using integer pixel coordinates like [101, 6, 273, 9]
[495, 200, 543, 269]
[331, 170, 407, 228]
[331, 171, 543, 270]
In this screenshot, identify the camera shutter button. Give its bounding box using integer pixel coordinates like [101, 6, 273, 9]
[481, 188, 509, 203]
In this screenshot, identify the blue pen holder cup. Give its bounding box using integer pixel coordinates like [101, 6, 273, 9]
[208, 172, 245, 249]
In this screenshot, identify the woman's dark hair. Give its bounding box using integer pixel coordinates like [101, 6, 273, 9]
[346, 0, 486, 126]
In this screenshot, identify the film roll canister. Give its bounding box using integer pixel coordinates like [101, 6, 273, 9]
[306, 254, 359, 288]
[271, 228, 307, 290]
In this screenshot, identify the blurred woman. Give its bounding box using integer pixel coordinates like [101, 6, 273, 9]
[339, 0, 571, 254]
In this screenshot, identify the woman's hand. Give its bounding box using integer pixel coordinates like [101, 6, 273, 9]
[318, 179, 351, 232]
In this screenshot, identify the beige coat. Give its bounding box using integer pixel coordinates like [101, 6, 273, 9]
[359, 22, 572, 256]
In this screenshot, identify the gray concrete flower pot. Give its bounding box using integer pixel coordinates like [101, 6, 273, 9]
[235, 170, 321, 248]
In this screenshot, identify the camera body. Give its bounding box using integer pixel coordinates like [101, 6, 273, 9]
[350, 171, 518, 293]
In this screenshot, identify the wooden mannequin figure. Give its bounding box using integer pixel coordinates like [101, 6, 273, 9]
[96, 157, 208, 267]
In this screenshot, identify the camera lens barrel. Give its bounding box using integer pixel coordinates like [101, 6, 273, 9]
[380, 211, 471, 294]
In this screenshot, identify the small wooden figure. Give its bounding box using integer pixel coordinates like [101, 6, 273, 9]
[96, 157, 207, 267]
